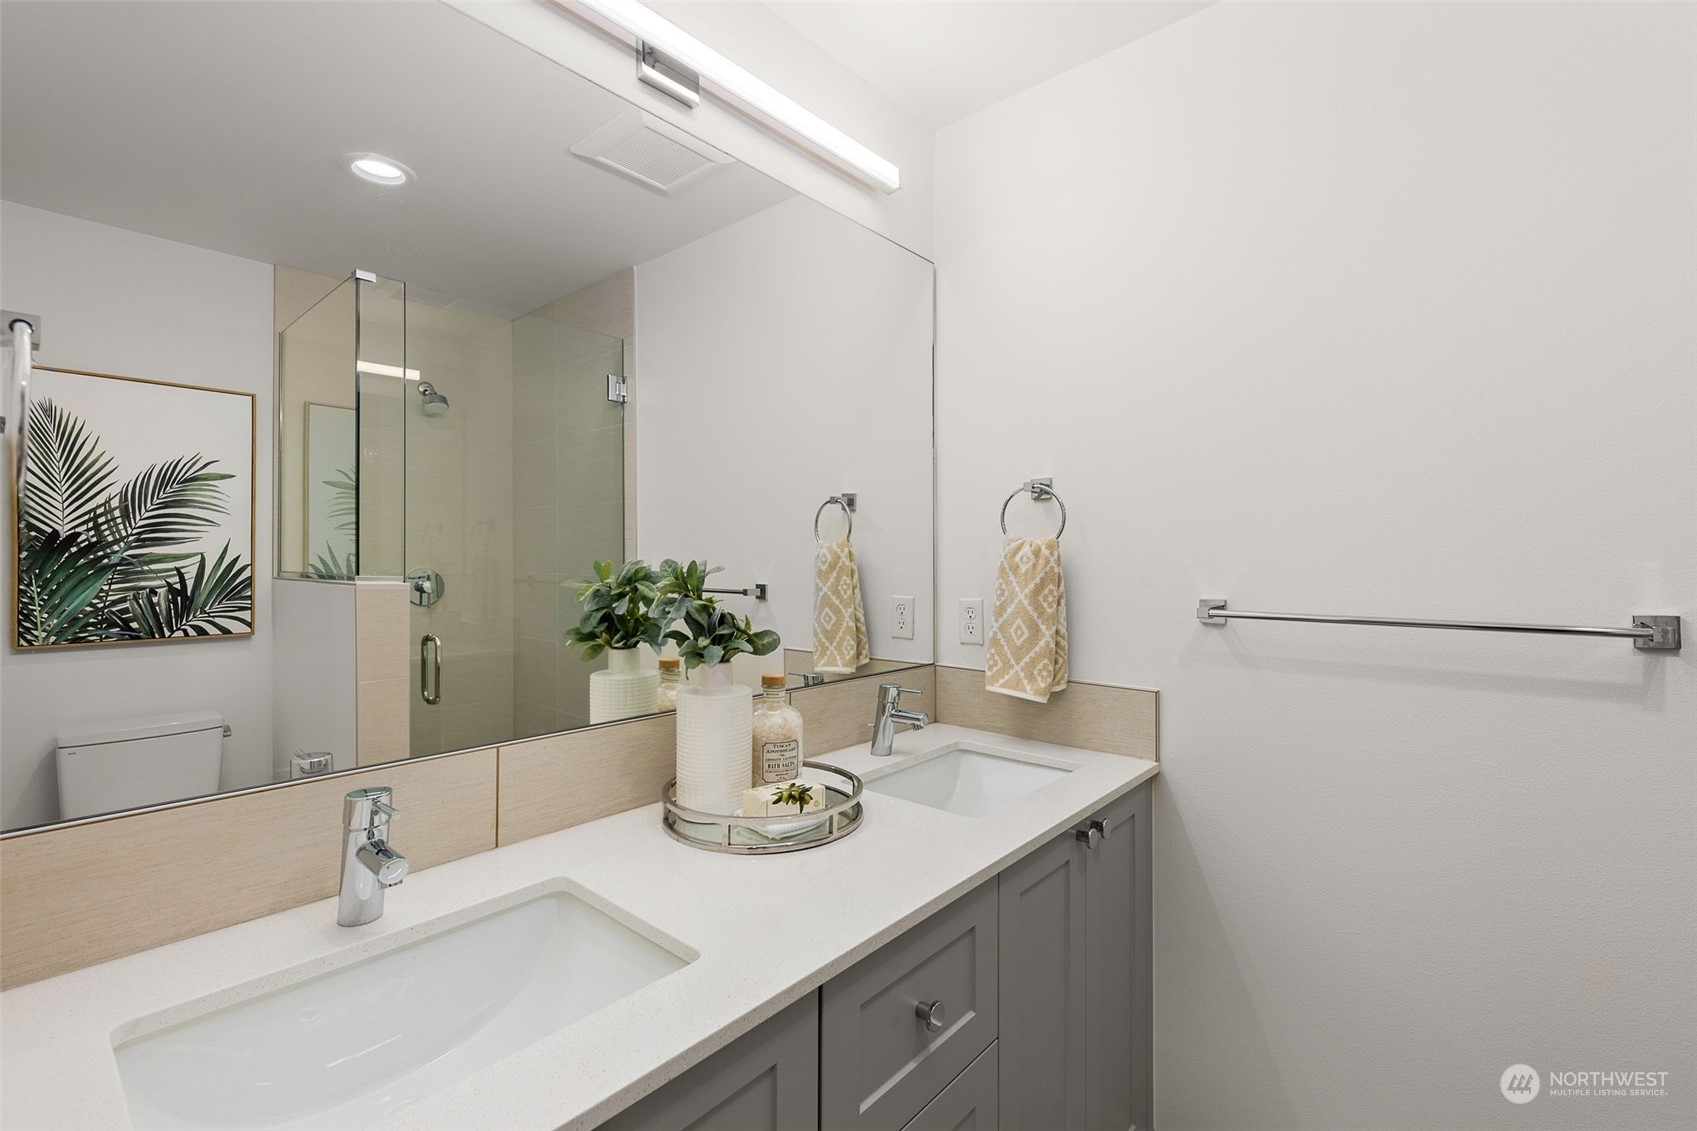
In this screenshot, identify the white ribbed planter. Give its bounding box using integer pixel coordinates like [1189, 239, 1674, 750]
[588, 648, 660, 725]
[674, 663, 752, 816]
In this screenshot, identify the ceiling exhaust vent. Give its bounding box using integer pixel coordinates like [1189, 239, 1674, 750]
[570, 110, 732, 196]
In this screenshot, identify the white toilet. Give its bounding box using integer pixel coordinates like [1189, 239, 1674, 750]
[55, 711, 226, 821]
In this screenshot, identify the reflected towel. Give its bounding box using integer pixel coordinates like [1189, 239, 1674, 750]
[985, 537, 1068, 702]
[813, 537, 870, 674]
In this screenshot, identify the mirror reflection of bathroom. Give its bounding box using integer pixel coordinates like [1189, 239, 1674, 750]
[0, 0, 934, 830]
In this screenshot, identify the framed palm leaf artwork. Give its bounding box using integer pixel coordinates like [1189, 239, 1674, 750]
[13, 366, 256, 649]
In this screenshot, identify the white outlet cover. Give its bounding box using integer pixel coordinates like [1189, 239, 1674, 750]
[959, 598, 986, 645]
[891, 596, 915, 640]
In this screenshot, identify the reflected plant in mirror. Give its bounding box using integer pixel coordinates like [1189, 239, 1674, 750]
[657, 560, 782, 672]
[573, 553, 672, 723]
[564, 559, 667, 661]
[567, 560, 668, 725]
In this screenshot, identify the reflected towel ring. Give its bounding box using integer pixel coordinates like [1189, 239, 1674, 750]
[1000, 480, 1067, 539]
[814, 494, 856, 543]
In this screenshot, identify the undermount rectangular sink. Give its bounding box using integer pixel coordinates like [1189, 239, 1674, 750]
[864, 745, 1075, 817]
[114, 887, 690, 1130]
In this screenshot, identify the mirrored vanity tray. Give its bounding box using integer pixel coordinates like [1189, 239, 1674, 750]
[662, 762, 864, 855]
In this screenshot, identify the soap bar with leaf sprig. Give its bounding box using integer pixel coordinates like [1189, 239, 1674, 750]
[742, 779, 826, 817]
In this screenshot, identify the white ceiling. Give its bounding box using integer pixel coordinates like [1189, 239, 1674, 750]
[0, 1, 794, 317]
[761, 0, 1213, 129]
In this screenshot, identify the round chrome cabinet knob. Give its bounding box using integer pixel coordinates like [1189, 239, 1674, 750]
[1076, 826, 1102, 849]
[915, 1000, 946, 1032]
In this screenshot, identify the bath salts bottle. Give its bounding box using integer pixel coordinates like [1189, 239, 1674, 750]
[657, 657, 682, 712]
[751, 673, 803, 785]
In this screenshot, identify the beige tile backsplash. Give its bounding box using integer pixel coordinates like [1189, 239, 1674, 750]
[934, 664, 1159, 760]
[0, 663, 1157, 990]
[0, 749, 497, 991]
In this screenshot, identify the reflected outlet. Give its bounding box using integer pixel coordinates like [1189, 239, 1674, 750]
[892, 596, 915, 640]
[959, 598, 985, 645]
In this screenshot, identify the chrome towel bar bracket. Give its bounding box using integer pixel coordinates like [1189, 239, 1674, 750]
[1000, 478, 1066, 539]
[1197, 599, 1680, 651]
[814, 493, 856, 542]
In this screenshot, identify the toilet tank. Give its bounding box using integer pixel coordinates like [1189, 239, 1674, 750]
[55, 711, 226, 821]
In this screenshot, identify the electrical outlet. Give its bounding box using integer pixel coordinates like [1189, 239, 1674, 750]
[891, 596, 915, 640]
[959, 598, 985, 645]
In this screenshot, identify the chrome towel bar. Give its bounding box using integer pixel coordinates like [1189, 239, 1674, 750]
[1197, 599, 1680, 651]
[704, 583, 769, 601]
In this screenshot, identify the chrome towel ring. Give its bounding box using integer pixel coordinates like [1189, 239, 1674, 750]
[814, 493, 857, 543]
[1000, 478, 1066, 539]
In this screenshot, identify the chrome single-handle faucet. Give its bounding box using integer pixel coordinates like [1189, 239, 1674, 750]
[338, 786, 409, 927]
[870, 683, 928, 757]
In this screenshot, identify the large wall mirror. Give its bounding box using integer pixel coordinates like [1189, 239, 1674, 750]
[0, 0, 934, 834]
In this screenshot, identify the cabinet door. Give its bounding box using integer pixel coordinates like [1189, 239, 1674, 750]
[997, 824, 1087, 1131]
[902, 1042, 999, 1131]
[598, 993, 820, 1131]
[1084, 784, 1153, 1131]
[821, 881, 999, 1131]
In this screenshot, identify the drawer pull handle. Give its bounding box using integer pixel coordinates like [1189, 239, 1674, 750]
[915, 999, 946, 1032]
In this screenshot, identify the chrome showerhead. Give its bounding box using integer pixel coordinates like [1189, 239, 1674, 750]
[417, 381, 450, 417]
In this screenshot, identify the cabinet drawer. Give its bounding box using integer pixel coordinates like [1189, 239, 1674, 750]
[902, 1042, 999, 1131]
[822, 880, 998, 1131]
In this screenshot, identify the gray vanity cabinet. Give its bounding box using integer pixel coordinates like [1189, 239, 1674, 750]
[901, 1042, 1000, 1130]
[820, 880, 999, 1130]
[598, 993, 820, 1131]
[999, 783, 1153, 1131]
[596, 782, 1153, 1131]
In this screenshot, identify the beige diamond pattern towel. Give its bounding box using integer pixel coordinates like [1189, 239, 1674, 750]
[814, 537, 870, 674]
[985, 537, 1069, 702]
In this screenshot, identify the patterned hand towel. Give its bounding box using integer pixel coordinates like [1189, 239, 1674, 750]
[814, 537, 870, 674]
[985, 537, 1069, 702]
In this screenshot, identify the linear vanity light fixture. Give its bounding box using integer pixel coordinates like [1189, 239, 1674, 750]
[562, 0, 902, 194]
[355, 361, 421, 382]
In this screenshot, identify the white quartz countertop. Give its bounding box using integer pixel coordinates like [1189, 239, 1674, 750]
[0, 725, 1157, 1130]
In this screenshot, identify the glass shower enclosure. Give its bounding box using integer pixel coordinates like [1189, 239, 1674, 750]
[278, 273, 628, 764]
[401, 295, 627, 757]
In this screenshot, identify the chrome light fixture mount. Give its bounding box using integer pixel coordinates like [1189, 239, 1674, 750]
[566, 0, 901, 194]
[638, 41, 700, 108]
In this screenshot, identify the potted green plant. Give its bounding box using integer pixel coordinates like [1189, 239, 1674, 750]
[656, 559, 782, 675]
[565, 559, 667, 723]
[657, 559, 782, 815]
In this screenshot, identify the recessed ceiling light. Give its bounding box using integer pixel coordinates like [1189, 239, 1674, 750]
[343, 152, 414, 186]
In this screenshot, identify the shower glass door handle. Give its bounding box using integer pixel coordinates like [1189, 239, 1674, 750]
[420, 633, 442, 705]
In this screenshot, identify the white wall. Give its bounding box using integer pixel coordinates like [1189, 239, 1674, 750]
[270, 579, 355, 777]
[637, 195, 934, 667]
[444, 0, 935, 259]
[0, 203, 275, 830]
[934, 4, 1695, 1128]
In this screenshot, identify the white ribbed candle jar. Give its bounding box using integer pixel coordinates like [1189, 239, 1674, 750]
[674, 664, 753, 815]
[589, 648, 660, 724]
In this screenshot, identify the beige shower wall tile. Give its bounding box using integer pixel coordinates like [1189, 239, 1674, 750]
[0, 748, 497, 990]
[556, 425, 624, 506]
[356, 581, 411, 683]
[514, 440, 556, 510]
[358, 678, 411, 766]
